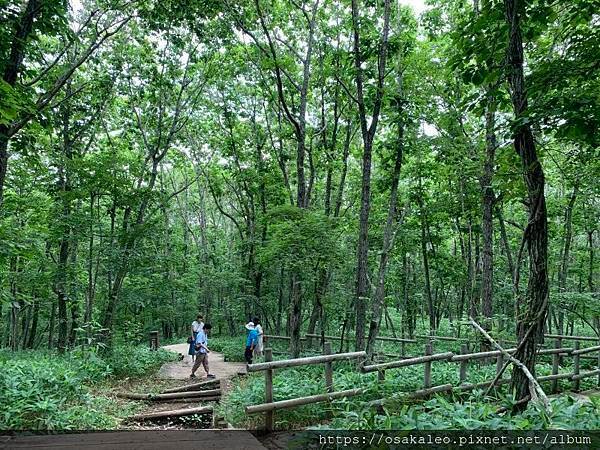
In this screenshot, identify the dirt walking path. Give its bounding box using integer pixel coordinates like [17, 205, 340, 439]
[159, 343, 247, 394]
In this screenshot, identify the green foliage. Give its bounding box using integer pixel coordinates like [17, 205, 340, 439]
[325, 394, 600, 431]
[104, 346, 178, 378]
[0, 345, 175, 430]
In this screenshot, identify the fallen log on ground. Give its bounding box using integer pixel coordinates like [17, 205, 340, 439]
[163, 396, 221, 403]
[160, 379, 220, 394]
[116, 389, 221, 401]
[126, 406, 213, 421]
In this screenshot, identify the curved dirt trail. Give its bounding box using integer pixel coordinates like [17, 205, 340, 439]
[159, 342, 247, 394]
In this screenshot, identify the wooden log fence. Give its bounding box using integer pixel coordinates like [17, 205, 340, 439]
[361, 334, 599, 399]
[245, 344, 366, 431]
[249, 332, 598, 421]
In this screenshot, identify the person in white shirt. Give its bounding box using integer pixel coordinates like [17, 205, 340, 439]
[190, 323, 215, 379]
[188, 314, 204, 363]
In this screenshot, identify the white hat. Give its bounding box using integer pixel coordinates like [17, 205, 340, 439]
[245, 321, 255, 330]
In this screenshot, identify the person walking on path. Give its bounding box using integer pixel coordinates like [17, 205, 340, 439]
[188, 314, 204, 363]
[244, 320, 259, 364]
[190, 323, 215, 379]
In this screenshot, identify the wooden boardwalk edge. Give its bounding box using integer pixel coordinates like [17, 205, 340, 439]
[2, 431, 267, 450]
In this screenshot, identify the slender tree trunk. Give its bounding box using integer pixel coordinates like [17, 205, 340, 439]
[351, 0, 391, 350]
[48, 301, 56, 349]
[496, 204, 515, 281]
[504, 0, 550, 410]
[480, 94, 497, 323]
[419, 199, 435, 333]
[55, 83, 74, 353]
[26, 299, 39, 349]
[84, 193, 96, 324]
[334, 124, 352, 218]
[365, 82, 405, 358]
[588, 230, 595, 293]
[557, 184, 578, 334]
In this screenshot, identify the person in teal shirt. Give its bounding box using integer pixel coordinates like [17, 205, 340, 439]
[245, 319, 259, 364]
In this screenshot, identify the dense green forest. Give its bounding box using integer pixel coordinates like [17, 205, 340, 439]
[1, 0, 599, 433]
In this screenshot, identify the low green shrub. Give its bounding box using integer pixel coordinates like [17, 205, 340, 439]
[0, 344, 176, 430]
[104, 346, 177, 378]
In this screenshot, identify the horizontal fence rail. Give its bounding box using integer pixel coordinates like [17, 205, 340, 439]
[362, 351, 454, 373]
[246, 345, 365, 431]
[248, 351, 366, 372]
[246, 388, 363, 414]
[246, 332, 599, 429]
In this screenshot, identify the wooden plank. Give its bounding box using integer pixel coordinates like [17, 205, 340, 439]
[455, 378, 511, 392]
[127, 405, 213, 421]
[545, 334, 598, 342]
[305, 333, 417, 344]
[537, 373, 574, 382]
[572, 369, 600, 381]
[361, 351, 454, 373]
[264, 335, 306, 341]
[160, 379, 220, 393]
[409, 384, 453, 398]
[164, 396, 221, 403]
[451, 348, 517, 362]
[116, 389, 220, 401]
[246, 388, 363, 414]
[537, 347, 573, 356]
[415, 334, 467, 342]
[4, 431, 267, 449]
[571, 345, 600, 355]
[247, 351, 366, 372]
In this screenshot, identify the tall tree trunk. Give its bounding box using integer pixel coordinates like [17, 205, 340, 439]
[504, 0, 550, 410]
[334, 124, 352, 218]
[365, 115, 404, 358]
[26, 299, 39, 349]
[557, 184, 578, 334]
[419, 196, 435, 333]
[55, 83, 74, 353]
[496, 204, 515, 282]
[351, 0, 391, 350]
[588, 230, 595, 293]
[84, 193, 97, 325]
[480, 94, 497, 323]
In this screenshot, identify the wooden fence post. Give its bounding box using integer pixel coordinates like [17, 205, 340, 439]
[496, 352, 503, 376]
[551, 339, 560, 394]
[597, 338, 600, 388]
[149, 331, 159, 350]
[264, 348, 274, 431]
[401, 340, 405, 358]
[573, 341, 580, 392]
[557, 337, 563, 366]
[424, 342, 432, 389]
[324, 342, 333, 392]
[459, 344, 468, 384]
